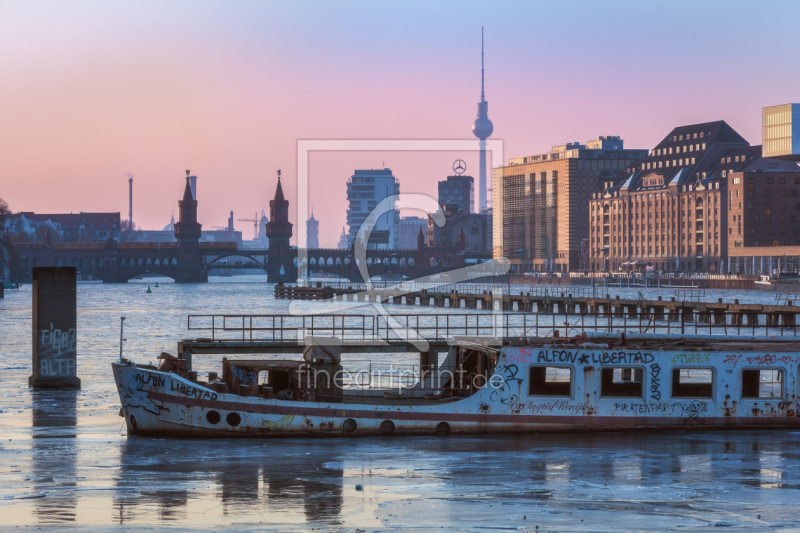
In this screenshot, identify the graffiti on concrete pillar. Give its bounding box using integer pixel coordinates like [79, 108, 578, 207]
[37, 323, 77, 377]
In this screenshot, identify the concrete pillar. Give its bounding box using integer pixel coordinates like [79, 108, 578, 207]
[29, 267, 81, 389]
[745, 313, 759, 326]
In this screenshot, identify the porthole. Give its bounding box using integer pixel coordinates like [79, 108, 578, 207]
[342, 418, 357, 433]
[206, 410, 221, 424]
[379, 420, 395, 435]
[226, 412, 241, 427]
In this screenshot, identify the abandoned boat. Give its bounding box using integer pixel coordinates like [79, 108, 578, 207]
[113, 332, 800, 437]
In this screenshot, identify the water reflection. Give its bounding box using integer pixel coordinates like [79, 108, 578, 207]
[30, 389, 78, 524]
[113, 440, 343, 525]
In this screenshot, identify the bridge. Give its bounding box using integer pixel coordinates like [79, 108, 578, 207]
[7, 170, 483, 283]
[9, 238, 474, 284]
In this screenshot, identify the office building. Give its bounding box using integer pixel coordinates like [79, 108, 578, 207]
[438, 175, 474, 213]
[346, 168, 400, 249]
[493, 136, 648, 272]
[763, 103, 800, 160]
[428, 204, 490, 253]
[398, 216, 428, 249]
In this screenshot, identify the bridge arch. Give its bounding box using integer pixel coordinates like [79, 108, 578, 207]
[326, 257, 333, 266]
[155, 258, 161, 266]
[399, 258, 406, 267]
[146, 258, 152, 267]
[172, 258, 177, 266]
[408, 258, 415, 267]
[310, 257, 316, 265]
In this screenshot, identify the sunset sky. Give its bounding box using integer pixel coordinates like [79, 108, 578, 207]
[2, 1, 799, 246]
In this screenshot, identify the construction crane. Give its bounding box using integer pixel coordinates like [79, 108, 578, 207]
[238, 213, 259, 240]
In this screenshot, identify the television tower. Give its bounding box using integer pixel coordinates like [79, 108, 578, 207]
[471, 27, 493, 213]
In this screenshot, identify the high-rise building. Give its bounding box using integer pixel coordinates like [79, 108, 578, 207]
[438, 175, 474, 213]
[398, 216, 428, 249]
[306, 211, 319, 249]
[493, 136, 648, 272]
[471, 28, 493, 213]
[346, 168, 400, 249]
[762, 103, 800, 160]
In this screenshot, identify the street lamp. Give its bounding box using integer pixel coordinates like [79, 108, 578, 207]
[507, 248, 524, 297]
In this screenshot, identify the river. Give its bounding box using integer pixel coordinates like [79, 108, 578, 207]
[1, 277, 799, 531]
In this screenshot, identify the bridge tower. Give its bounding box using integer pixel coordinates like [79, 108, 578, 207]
[265, 170, 294, 283]
[173, 170, 205, 283]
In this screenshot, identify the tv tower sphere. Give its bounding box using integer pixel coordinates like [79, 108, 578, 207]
[472, 116, 493, 139]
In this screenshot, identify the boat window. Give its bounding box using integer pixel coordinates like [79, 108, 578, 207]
[600, 367, 643, 397]
[671, 368, 713, 398]
[742, 369, 783, 399]
[528, 366, 572, 397]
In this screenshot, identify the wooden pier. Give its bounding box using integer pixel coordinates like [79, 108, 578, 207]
[277, 284, 800, 327]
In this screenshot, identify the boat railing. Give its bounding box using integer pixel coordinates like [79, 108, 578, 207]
[186, 311, 800, 343]
[776, 292, 800, 304]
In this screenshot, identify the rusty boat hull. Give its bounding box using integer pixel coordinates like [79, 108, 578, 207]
[113, 338, 800, 438]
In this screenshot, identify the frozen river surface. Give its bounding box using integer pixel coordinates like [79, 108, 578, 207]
[2, 278, 800, 531]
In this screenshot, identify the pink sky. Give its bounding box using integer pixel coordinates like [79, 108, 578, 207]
[2, 1, 799, 247]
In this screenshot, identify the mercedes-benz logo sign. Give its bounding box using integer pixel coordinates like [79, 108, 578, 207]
[453, 159, 467, 175]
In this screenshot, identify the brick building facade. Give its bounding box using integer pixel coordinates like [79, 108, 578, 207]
[589, 121, 800, 272]
[493, 137, 647, 272]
